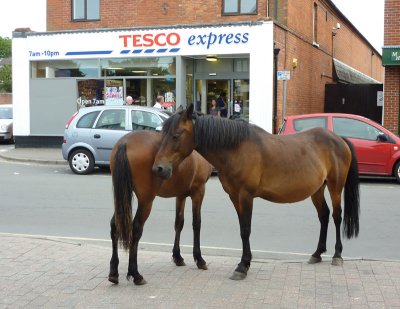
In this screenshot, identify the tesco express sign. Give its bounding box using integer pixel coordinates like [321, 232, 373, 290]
[119, 31, 249, 49]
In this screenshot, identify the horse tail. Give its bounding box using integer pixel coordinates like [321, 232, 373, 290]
[342, 138, 360, 239]
[112, 143, 133, 250]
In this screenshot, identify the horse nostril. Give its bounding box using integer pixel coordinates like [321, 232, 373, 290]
[152, 165, 163, 175]
[156, 166, 164, 174]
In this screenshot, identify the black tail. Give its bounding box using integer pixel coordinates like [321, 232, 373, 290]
[112, 143, 133, 250]
[342, 138, 360, 239]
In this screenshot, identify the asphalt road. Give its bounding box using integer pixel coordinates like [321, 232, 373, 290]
[0, 159, 399, 261]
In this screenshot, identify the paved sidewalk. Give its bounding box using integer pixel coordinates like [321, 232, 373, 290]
[1, 234, 400, 308]
[0, 145, 66, 165]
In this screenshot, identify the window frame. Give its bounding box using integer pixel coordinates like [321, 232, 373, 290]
[222, 0, 258, 16]
[76, 111, 100, 128]
[332, 117, 382, 141]
[72, 0, 100, 22]
[95, 109, 126, 130]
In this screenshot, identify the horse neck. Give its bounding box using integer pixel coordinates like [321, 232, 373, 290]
[193, 116, 250, 168]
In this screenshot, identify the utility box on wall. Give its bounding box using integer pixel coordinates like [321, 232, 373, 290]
[324, 83, 383, 124]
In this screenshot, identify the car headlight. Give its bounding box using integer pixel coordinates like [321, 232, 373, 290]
[0, 124, 7, 131]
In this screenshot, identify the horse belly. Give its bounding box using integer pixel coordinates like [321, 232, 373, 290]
[258, 175, 325, 203]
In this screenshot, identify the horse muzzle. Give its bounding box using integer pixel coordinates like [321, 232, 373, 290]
[152, 163, 172, 179]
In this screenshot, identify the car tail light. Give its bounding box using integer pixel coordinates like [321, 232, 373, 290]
[65, 111, 78, 129]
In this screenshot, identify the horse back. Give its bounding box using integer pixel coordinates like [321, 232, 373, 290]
[215, 127, 351, 203]
[114, 130, 211, 199]
[258, 127, 352, 202]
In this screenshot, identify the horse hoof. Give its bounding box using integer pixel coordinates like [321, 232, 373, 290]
[108, 274, 119, 284]
[197, 262, 208, 270]
[173, 256, 186, 267]
[134, 277, 147, 285]
[230, 271, 247, 280]
[331, 257, 343, 266]
[308, 256, 322, 264]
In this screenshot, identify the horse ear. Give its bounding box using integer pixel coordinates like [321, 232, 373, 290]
[176, 105, 184, 113]
[183, 104, 194, 120]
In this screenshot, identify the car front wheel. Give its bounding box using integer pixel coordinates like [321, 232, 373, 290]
[69, 149, 95, 175]
[394, 161, 400, 184]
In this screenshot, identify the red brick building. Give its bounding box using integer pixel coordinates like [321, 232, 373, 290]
[11, 0, 384, 146]
[382, 0, 400, 135]
[46, 0, 383, 132]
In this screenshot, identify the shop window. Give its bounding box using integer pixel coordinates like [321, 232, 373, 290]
[32, 59, 99, 78]
[101, 57, 176, 77]
[126, 79, 147, 106]
[77, 79, 105, 108]
[223, 0, 257, 15]
[72, 0, 100, 21]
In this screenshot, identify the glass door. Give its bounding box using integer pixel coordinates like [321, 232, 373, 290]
[193, 79, 231, 116]
[233, 79, 249, 120]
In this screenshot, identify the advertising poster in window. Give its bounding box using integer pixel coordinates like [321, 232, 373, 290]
[105, 79, 124, 105]
[105, 86, 124, 105]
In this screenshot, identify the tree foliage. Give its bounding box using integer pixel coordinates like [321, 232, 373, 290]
[0, 37, 12, 58]
[0, 36, 12, 92]
[0, 65, 12, 92]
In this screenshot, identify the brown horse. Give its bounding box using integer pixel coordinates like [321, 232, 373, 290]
[108, 130, 212, 285]
[153, 104, 360, 280]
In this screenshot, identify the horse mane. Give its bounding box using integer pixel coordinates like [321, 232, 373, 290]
[162, 112, 250, 151]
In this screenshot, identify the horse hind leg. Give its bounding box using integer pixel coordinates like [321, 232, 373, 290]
[108, 214, 119, 284]
[329, 188, 344, 266]
[191, 186, 207, 270]
[172, 196, 186, 267]
[309, 184, 330, 264]
[127, 201, 153, 285]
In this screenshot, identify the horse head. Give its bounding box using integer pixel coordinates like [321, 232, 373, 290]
[152, 104, 196, 179]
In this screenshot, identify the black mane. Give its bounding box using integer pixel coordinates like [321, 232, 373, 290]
[162, 113, 251, 152]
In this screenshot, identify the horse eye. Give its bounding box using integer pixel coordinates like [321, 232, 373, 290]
[173, 133, 180, 140]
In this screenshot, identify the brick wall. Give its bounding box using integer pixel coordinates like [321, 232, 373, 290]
[0, 93, 12, 104]
[47, 0, 269, 30]
[272, 0, 383, 130]
[383, 0, 400, 134]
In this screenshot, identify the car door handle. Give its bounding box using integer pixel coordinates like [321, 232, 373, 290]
[94, 134, 101, 139]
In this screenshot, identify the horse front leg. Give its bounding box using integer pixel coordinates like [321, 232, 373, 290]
[127, 202, 153, 285]
[230, 195, 253, 280]
[191, 187, 207, 270]
[108, 214, 119, 284]
[172, 196, 186, 266]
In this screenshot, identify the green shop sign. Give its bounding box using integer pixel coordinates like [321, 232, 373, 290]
[382, 47, 400, 66]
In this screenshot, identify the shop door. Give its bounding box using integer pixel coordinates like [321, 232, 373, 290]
[203, 80, 230, 116]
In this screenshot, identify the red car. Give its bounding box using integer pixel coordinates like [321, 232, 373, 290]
[279, 113, 400, 183]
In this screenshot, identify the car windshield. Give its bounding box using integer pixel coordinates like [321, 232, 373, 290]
[0, 107, 12, 119]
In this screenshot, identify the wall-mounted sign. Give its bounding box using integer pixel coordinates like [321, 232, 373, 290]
[382, 47, 400, 66]
[277, 70, 290, 80]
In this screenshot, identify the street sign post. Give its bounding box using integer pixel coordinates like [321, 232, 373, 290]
[277, 71, 290, 123]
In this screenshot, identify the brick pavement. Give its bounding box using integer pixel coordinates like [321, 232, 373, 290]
[1, 234, 400, 308]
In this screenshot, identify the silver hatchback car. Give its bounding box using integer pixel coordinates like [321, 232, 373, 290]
[0, 104, 13, 143]
[62, 105, 171, 174]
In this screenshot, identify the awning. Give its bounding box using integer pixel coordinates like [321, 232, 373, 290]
[333, 58, 380, 84]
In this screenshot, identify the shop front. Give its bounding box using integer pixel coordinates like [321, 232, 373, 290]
[12, 21, 273, 146]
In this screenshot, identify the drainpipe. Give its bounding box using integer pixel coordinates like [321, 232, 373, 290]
[273, 46, 280, 134]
